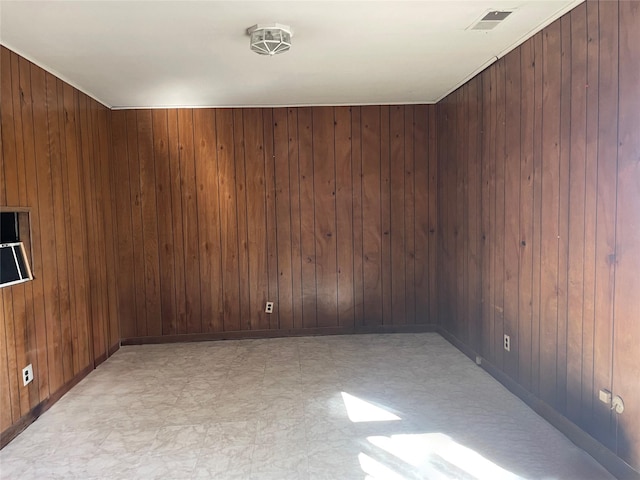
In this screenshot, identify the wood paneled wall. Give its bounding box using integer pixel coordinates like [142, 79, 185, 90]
[0, 46, 119, 440]
[111, 105, 438, 339]
[437, 0, 640, 470]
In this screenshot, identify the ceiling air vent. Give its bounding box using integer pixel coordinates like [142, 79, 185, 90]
[469, 11, 513, 31]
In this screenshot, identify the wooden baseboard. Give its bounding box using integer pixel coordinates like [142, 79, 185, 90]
[0, 364, 93, 450]
[121, 324, 438, 345]
[436, 327, 640, 480]
[108, 342, 120, 357]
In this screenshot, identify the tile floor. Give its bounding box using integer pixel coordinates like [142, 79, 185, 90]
[0, 333, 612, 479]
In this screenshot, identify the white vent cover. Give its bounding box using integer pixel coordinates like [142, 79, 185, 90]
[469, 11, 513, 31]
[247, 23, 293, 56]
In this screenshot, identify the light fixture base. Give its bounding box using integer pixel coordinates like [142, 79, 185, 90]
[247, 23, 293, 56]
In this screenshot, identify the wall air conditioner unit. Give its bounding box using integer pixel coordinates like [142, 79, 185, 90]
[1, 211, 33, 288]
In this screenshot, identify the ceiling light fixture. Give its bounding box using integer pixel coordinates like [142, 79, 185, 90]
[247, 23, 293, 56]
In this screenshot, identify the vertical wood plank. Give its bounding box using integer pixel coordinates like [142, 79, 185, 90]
[380, 106, 392, 325]
[591, 0, 618, 447]
[439, 96, 454, 334]
[335, 107, 354, 328]
[106, 108, 121, 349]
[89, 98, 108, 359]
[233, 109, 251, 330]
[0, 80, 5, 205]
[167, 110, 187, 335]
[566, 3, 588, 422]
[1, 293, 20, 422]
[0, 292, 13, 430]
[540, 22, 562, 406]
[31, 64, 64, 394]
[1, 50, 19, 203]
[177, 109, 202, 334]
[467, 78, 482, 351]
[273, 108, 294, 330]
[361, 106, 382, 325]
[152, 110, 178, 336]
[404, 106, 416, 325]
[494, 59, 506, 370]
[580, 0, 600, 428]
[456, 87, 467, 340]
[504, 49, 522, 380]
[556, 14, 573, 411]
[60, 84, 81, 375]
[263, 109, 279, 329]
[45, 73, 73, 383]
[125, 110, 147, 337]
[111, 111, 137, 339]
[217, 108, 242, 332]
[137, 110, 161, 337]
[287, 108, 303, 330]
[531, 31, 544, 397]
[487, 66, 497, 361]
[390, 106, 406, 325]
[93, 103, 118, 351]
[193, 109, 222, 332]
[244, 109, 269, 330]
[519, 39, 536, 392]
[479, 70, 491, 357]
[312, 107, 338, 328]
[427, 106, 438, 325]
[351, 107, 365, 327]
[297, 107, 317, 329]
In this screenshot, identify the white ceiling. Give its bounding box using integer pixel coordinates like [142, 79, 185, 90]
[0, 1, 582, 109]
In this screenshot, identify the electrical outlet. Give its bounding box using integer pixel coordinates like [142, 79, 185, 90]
[265, 301, 274, 314]
[22, 364, 33, 386]
[503, 334, 511, 352]
[599, 389, 612, 405]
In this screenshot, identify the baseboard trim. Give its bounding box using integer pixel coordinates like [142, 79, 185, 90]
[0, 364, 93, 449]
[121, 324, 438, 345]
[108, 342, 120, 357]
[436, 327, 640, 480]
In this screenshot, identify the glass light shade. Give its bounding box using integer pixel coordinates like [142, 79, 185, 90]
[248, 24, 293, 56]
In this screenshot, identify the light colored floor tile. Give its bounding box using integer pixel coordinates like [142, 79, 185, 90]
[0, 333, 614, 480]
[252, 441, 309, 480]
[98, 427, 158, 455]
[131, 452, 198, 479]
[194, 444, 254, 477]
[204, 421, 257, 448]
[148, 425, 208, 456]
[255, 417, 307, 444]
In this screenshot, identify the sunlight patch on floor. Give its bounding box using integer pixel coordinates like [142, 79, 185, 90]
[366, 433, 524, 480]
[359, 452, 407, 480]
[341, 392, 401, 423]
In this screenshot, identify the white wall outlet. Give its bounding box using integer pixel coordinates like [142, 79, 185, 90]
[475, 355, 482, 365]
[599, 389, 612, 405]
[503, 334, 511, 352]
[265, 301, 274, 314]
[22, 364, 33, 386]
